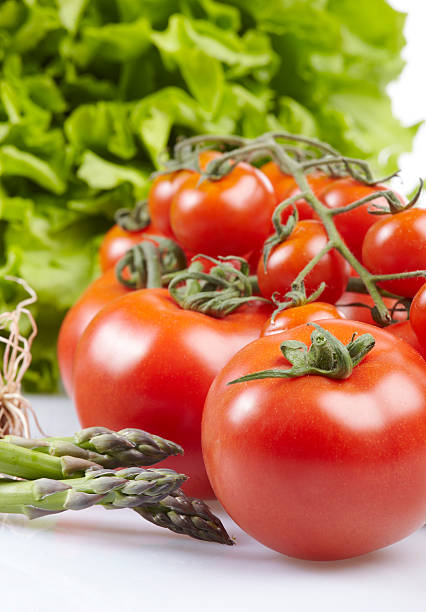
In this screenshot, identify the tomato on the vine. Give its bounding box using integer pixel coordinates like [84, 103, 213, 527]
[257, 220, 350, 304]
[170, 162, 275, 257]
[202, 319, 426, 560]
[57, 269, 130, 396]
[261, 302, 344, 336]
[362, 208, 426, 297]
[73, 288, 272, 498]
[319, 178, 405, 260]
[260, 162, 297, 204]
[99, 225, 165, 273]
[336, 292, 408, 326]
[260, 163, 337, 224]
[410, 284, 426, 350]
[386, 320, 426, 359]
[149, 151, 221, 238]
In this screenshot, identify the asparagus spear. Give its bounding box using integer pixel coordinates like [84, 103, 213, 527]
[0, 467, 187, 519]
[134, 489, 234, 546]
[1, 426, 184, 478]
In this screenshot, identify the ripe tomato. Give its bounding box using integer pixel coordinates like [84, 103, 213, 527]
[148, 150, 221, 237]
[99, 225, 165, 273]
[410, 284, 426, 349]
[260, 163, 336, 223]
[319, 178, 405, 260]
[280, 172, 338, 223]
[260, 162, 296, 204]
[73, 288, 272, 498]
[261, 302, 343, 336]
[336, 292, 408, 325]
[170, 162, 275, 257]
[57, 269, 130, 396]
[362, 209, 426, 297]
[257, 220, 350, 304]
[202, 319, 426, 560]
[386, 320, 426, 359]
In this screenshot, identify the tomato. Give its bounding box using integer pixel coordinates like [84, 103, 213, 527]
[170, 162, 275, 257]
[386, 320, 426, 359]
[73, 288, 272, 498]
[99, 225, 166, 273]
[319, 178, 405, 260]
[260, 163, 336, 223]
[280, 172, 338, 223]
[257, 220, 350, 304]
[362, 209, 426, 297]
[410, 284, 426, 349]
[148, 151, 221, 237]
[336, 292, 408, 325]
[261, 302, 344, 336]
[202, 319, 426, 560]
[57, 269, 130, 396]
[260, 162, 296, 203]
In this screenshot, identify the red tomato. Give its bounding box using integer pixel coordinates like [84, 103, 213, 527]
[260, 162, 298, 204]
[362, 209, 426, 297]
[260, 163, 336, 223]
[319, 178, 405, 260]
[170, 162, 275, 257]
[148, 151, 221, 237]
[73, 288, 272, 498]
[261, 303, 343, 336]
[202, 319, 426, 560]
[386, 320, 426, 359]
[257, 220, 350, 304]
[410, 284, 426, 349]
[280, 172, 338, 223]
[336, 292, 408, 325]
[57, 269, 130, 396]
[99, 225, 165, 273]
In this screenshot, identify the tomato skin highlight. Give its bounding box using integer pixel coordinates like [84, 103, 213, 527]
[261, 302, 343, 336]
[257, 220, 350, 304]
[410, 284, 426, 349]
[319, 178, 405, 260]
[170, 162, 276, 257]
[202, 319, 426, 560]
[57, 269, 130, 396]
[73, 288, 272, 498]
[336, 292, 408, 326]
[362, 209, 426, 298]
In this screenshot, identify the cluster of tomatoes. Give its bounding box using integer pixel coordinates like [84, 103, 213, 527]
[58, 147, 426, 561]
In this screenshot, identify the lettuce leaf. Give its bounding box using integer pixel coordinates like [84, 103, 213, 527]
[0, 0, 415, 391]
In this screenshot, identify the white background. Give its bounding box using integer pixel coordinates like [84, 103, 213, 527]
[388, 0, 426, 201]
[2, 3, 426, 611]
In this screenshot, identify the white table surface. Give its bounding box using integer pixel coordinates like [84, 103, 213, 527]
[1, 394, 425, 612]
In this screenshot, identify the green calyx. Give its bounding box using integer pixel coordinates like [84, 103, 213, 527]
[229, 324, 375, 384]
[168, 256, 269, 318]
[115, 236, 187, 290]
[269, 283, 326, 322]
[115, 200, 151, 232]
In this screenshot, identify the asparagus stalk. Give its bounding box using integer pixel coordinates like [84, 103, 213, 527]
[0, 467, 187, 519]
[3, 426, 183, 470]
[134, 489, 234, 546]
